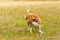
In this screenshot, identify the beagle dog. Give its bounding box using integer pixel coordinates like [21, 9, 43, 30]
[24, 9, 43, 34]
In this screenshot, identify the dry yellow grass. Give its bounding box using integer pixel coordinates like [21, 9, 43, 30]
[0, 1, 60, 40]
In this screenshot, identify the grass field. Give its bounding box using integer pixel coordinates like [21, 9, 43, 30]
[0, 1, 60, 40]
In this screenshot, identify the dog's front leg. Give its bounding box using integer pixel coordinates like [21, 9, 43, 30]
[27, 24, 33, 32]
[28, 27, 33, 32]
[28, 27, 32, 32]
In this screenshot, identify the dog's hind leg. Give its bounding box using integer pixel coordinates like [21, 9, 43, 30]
[38, 25, 43, 34]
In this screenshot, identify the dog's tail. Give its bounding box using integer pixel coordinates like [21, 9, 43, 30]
[26, 9, 30, 13]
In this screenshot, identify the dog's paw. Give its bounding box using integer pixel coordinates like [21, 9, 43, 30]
[38, 31, 44, 34]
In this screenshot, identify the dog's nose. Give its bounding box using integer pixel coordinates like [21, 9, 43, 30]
[24, 15, 26, 19]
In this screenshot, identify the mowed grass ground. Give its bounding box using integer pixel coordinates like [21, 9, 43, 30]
[0, 1, 60, 40]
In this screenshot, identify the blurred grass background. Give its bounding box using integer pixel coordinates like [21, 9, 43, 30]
[0, 2, 60, 40]
[0, 0, 60, 2]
